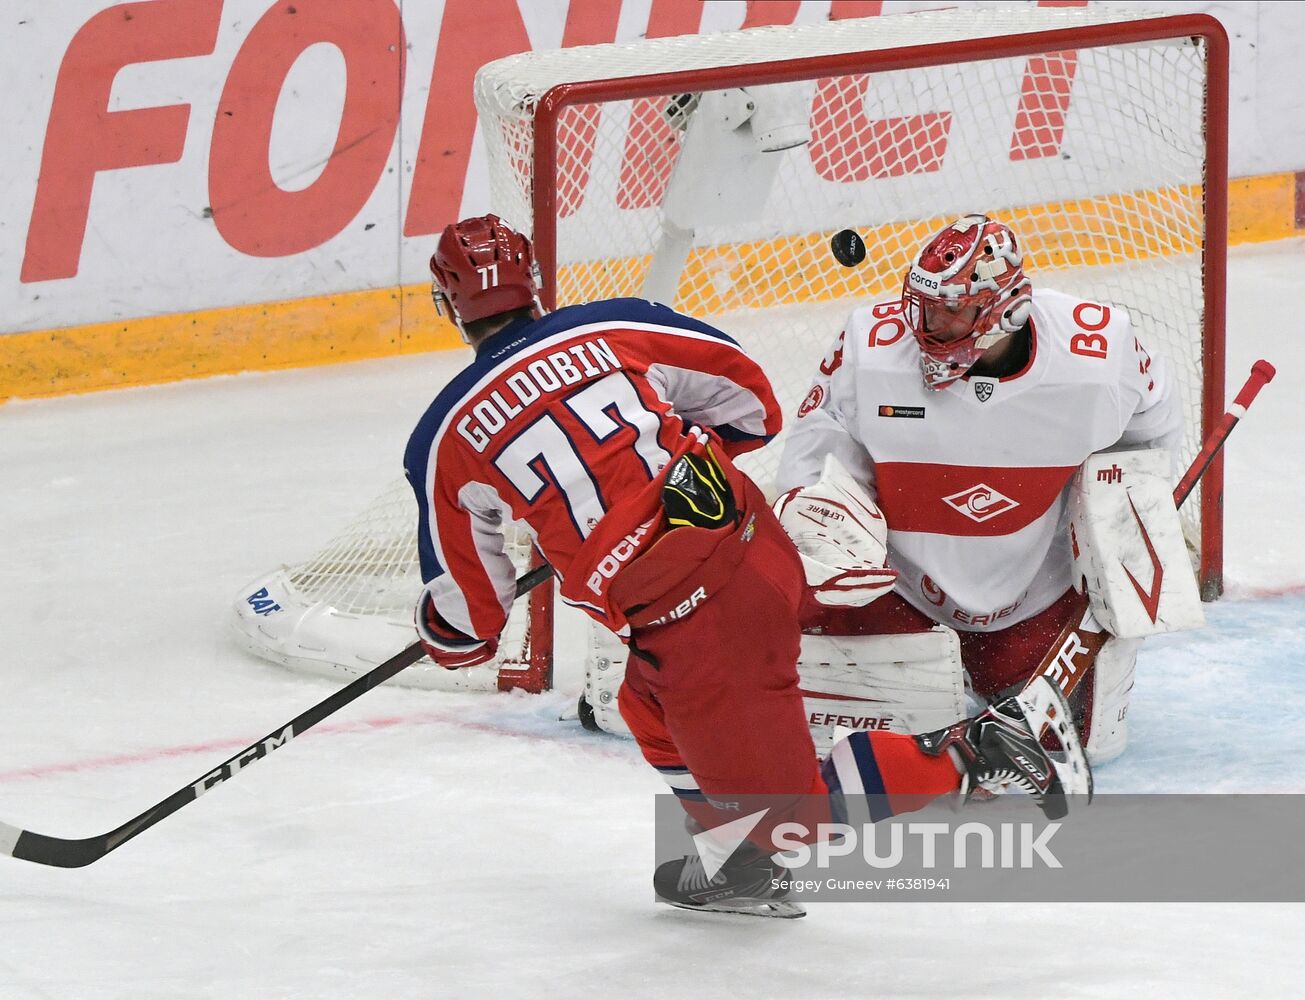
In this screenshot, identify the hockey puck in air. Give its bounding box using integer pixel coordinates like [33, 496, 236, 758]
[831, 229, 866, 267]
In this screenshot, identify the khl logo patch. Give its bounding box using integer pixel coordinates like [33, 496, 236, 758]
[973, 380, 994, 402]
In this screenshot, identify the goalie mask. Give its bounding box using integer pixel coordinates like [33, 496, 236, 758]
[901, 215, 1033, 390]
[430, 214, 541, 340]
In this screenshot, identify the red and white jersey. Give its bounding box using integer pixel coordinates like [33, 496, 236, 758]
[777, 288, 1183, 632]
[405, 298, 782, 643]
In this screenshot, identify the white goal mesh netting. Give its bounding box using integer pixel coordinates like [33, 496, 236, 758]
[231, 7, 1221, 691]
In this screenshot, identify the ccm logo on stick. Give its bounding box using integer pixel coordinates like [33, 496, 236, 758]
[190, 726, 294, 800]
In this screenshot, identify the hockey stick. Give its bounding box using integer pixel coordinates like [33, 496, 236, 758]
[0, 561, 556, 869]
[1025, 360, 1276, 713]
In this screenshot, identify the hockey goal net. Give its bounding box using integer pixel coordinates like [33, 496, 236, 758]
[230, 7, 1227, 695]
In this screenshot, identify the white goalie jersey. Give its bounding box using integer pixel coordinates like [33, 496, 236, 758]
[776, 287, 1183, 632]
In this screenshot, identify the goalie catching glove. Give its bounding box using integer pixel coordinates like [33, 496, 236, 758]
[416, 592, 499, 669]
[773, 454, 896, 607]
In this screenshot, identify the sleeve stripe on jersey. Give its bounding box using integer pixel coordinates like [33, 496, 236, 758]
[714, 423, 770, 443]
[645, 361, 776, 441]
[418, 478, 516, 639]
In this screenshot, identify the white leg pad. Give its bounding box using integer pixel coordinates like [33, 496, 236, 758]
[583, 624, 634, 737]
[581, 626, 967, 759]
[1085, 635, 1139, 765]
[797, 627, 965, 756]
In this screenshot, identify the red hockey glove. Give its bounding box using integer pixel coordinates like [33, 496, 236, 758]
[416, 593, 499, 670]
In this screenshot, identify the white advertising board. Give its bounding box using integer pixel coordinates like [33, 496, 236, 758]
[0, 0, 1300, 336]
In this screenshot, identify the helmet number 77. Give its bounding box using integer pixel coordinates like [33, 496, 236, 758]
[478, 263, 499, 289]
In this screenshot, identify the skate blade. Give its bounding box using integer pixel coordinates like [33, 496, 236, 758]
[659, 897, 806, 919]
[1016, 677, 1094, 803]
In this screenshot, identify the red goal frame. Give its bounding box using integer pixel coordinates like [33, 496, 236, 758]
[514, 13, 1229, 692]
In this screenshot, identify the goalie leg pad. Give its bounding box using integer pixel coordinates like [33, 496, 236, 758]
[797, 629, 966, 757]
[1082, 635, 1139, 765]
[584, 624, 634, 738]
[584, 625, 967, 757]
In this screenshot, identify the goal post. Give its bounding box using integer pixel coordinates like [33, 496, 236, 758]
[232, 7, 1228, 694]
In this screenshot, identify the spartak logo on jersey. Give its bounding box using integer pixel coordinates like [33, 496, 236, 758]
[797, 383, 826, 417]
[942, 484, 1021, 523]
[920, 574, 947, 607]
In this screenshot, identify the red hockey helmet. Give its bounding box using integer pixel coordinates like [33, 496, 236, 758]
[429, 214, 540, 328]
[901, 215, 1032, 390]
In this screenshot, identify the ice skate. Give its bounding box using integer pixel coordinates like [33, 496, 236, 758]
[915, 676, 1092, 819]
[654, 841, 805, 919]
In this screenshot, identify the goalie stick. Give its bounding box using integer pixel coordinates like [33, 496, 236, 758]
[1022, 360, 1276, 718]
[0, 562, 555, 869]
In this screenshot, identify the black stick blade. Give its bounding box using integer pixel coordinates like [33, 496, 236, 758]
[4, 825, 107, 869]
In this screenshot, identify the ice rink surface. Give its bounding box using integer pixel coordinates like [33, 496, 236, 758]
[2, 240, 1303, 998]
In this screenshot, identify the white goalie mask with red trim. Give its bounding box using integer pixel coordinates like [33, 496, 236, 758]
[901, 215, 1033, 390]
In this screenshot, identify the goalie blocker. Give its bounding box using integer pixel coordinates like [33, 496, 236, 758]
[1070, 449, 1204, 638]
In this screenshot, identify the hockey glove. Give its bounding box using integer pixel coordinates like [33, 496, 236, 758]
[662, 449, 737, 530]
[774, 454, 897, 607]
[416, 593, 499, 669]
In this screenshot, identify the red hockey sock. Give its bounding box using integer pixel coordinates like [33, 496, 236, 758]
[865, 732, 963, 798]
[824, 730, 962, 821]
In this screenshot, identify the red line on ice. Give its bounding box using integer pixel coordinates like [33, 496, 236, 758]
[1227, 581, 1305, 600]
[0, 710, 633, 783]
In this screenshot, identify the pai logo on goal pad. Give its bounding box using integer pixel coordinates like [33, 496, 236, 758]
[245, 587, 283, 617]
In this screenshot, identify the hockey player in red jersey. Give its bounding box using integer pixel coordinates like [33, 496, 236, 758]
[777, 215, 1187, 768]
[408, 215, 1089, 918]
